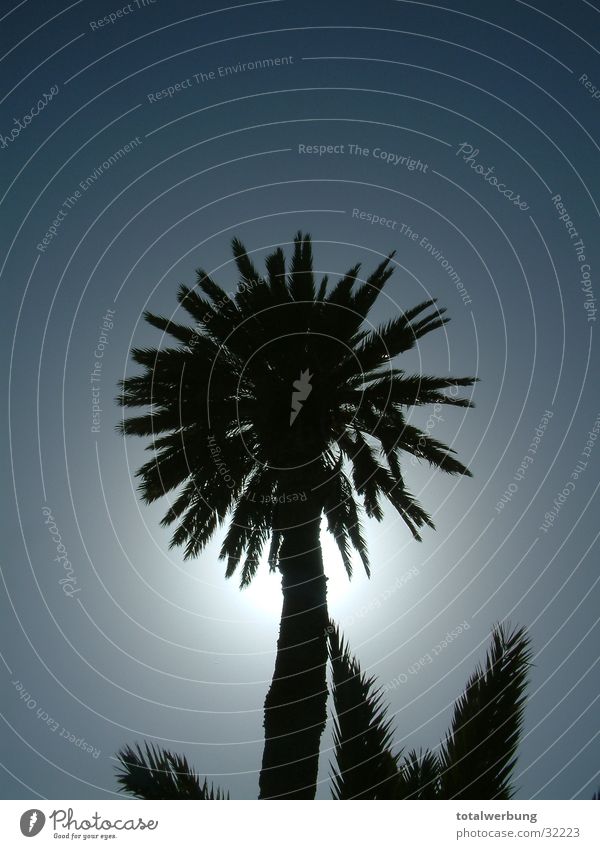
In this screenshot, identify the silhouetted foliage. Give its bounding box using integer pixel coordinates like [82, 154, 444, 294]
[117, 232, 476, 577]
[396, 748, 441, 799]
[328, 622, 532, 800]
[328, 622, 400, 799]
[438, 623, 532, 799]
[115, 623, 533, 801]
[117, 232, 477, 798]
[115, 742, 228, 800]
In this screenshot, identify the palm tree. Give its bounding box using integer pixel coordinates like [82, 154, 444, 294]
[117, 233, 476, 799]
[114, 623, 533, 800]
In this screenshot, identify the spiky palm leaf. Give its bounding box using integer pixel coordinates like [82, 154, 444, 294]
[438, 623, 532, 799]
[396, 748, 441, 798]
[118, 232, 476, 584]
[328, 622, 532, 801]
[328, 621, 400, 799]
[115, 742, 229, 800]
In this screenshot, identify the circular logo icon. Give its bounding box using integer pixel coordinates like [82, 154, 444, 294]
[19, 810, 45, 837]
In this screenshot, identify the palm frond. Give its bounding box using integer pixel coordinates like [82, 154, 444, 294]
[339, 429, 434, 539]
[288, 230, 315, 301]
[353, 302, 450, 372]
[264, 245, 290, 302]
[323, 466, 370, 578]
[324, 263, 362, 309]
[231, 237, 262, 288]
[438, 623, 532, 799]
[349, 252, 396, 324]
[141, 311, 196, 347]
[396, 422, 473, 477]
[328, 622, 400, 799]
[219, 466, 275, 582]
[360, 373, 477, 410]
[115, 742, 229, 800]
[396, 748, 441, 799]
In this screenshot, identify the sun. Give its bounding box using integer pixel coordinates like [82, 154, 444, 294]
[242, 528, 354, 620]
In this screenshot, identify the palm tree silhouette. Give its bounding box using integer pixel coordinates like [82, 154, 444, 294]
[117, 233, 476, 798]
[114, 623, 533, 800]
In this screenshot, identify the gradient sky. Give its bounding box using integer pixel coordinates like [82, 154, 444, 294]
[1, 0, 599, 800]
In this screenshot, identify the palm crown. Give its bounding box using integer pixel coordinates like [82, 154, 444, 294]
[118, 232, 476, 585]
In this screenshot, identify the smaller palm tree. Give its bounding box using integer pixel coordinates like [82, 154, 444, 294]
[115, 622, 533, 800]
[328, 621, 532, 799]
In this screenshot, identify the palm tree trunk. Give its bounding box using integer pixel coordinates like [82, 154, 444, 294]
[258, 509, 329, 799]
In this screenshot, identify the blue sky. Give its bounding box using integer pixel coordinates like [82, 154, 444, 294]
[1, 0, 599, 800]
